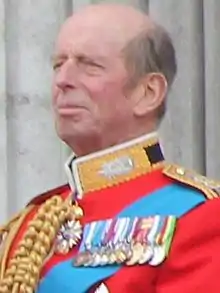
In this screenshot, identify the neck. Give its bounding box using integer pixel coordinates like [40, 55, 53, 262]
[67, 127, 158, 157]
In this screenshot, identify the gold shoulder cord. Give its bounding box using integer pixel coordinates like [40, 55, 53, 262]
[163, 164, 220, 200]
[0, 207, 33, 266]
[0, 205, 34, 278]
[0, 194, 81, 293]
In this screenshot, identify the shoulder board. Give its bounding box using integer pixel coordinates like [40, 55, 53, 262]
[163, 164, 220, 200]
[27, 183, 70, 206]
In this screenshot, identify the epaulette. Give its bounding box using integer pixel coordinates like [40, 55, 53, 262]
[27, 183, 70, 206]
[163, 164, 220, 200]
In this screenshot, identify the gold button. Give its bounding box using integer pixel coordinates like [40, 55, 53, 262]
[176, 168, 185, 176]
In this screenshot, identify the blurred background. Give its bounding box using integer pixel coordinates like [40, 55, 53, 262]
[0, 0, 220, 220]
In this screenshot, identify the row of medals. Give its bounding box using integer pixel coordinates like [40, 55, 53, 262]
[74, 239, 166, 267]
[54, 211, 176, 267]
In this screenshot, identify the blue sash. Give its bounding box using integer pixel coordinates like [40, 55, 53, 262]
[37, 183, 205, 293]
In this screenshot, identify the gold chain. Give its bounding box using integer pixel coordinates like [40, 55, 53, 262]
[0, 195, 82, 293]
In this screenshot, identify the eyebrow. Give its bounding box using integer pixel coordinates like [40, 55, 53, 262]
[75, 53, 106, 63]
[51, 53, 67, 63]
[50, 52, 107, 67]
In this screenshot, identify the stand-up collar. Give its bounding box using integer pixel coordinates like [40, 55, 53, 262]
[65, 132, 165, 198]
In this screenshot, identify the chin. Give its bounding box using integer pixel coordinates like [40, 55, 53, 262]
[56, 128, 74, 144]
[55, 120, 101, 148]
[56, 126, 83, 143]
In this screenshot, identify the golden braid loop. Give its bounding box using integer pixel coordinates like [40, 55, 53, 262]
[0, 194, 79, 293]
[0, 210, 27, 255]
[0, 210, 26, 237]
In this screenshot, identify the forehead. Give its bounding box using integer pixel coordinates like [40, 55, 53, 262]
[55, 16, 129, 59]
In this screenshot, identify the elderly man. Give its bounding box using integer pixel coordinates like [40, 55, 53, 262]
[0, 3, 220, 293]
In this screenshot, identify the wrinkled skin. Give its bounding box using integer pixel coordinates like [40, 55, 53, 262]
[52, 4, 167, 156]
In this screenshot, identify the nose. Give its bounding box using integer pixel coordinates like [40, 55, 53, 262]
[54, 58, 77, 91]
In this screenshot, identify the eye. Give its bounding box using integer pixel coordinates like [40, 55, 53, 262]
[53, 62, 63, 71]
[76, 55, 104, 73]
[85, 60, 102, 68]
[52, 56, 67, 71]
[81, 60, 104, 75]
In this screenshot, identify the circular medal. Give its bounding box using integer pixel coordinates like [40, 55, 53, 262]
[126, 242, 144, 266]
[138, 243, 154, 264]
[148, 245, 166, 266]
[99, 246, 110, 266]
[121, 242, 132, 260]
[90, 251, 102, 267]
[115, 248, 127, 264]
[108, 249, 117, 264]
[73, 250, 92, 267]
[100, 253, 109, 266]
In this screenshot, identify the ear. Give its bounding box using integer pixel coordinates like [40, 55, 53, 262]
[132, 73, 168, 117]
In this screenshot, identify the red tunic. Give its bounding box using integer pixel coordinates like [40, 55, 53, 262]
[2, 171, 220, 292]
[98, 198, 220, 293]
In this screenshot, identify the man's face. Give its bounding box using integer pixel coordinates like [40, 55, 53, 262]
[52, 16, 135, 152]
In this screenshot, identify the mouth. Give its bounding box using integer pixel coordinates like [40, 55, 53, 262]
[56, 106, 85, 116]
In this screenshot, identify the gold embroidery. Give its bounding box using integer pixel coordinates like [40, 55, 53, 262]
[163, 164, 220, 200]
[77, 138, 164, 193]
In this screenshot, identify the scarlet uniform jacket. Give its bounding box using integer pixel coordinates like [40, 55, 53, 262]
[0, 134, 220, 293]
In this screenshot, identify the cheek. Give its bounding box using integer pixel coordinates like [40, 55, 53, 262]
[82, 75, 126, 102]
[85, 80, 130, 122]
